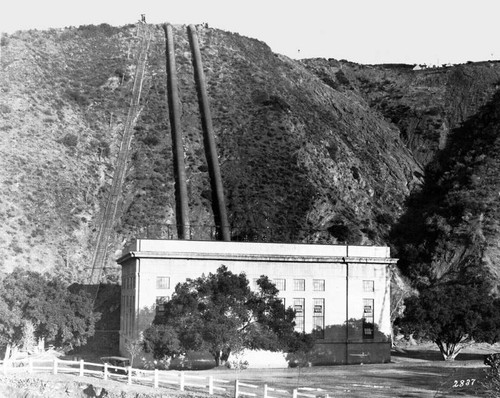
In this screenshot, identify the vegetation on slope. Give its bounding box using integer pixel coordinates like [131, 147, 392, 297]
[121, 25, 419, 247]
[0, 24, 141, 279]
[303, 58, 500, 288]
[1, 22, 499, 292]
[391, 91, 500, 288]
[303, 59, 500, 167]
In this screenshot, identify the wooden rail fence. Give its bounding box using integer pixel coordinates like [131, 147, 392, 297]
[0, 358, 333, 397]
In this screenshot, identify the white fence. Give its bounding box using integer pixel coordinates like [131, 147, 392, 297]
[0, 358, 333, 397]
[234, 381, 333, 398]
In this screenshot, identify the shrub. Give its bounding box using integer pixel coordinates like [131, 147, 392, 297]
[9, 239, 23, 254]
[114, 66, 129, 82]
[0, 103, 11, 114]
[59, 133, 78, 148]
[77, 23, 120, 38]
[0, 34, 9, 47]
[225, 355, 249, 370]
[141, 134, 160, 146]
[65, 89, 90, 106]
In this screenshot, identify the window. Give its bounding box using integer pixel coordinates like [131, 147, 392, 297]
[293, 279, 305, 291]
[362, 298, 374, 339]
[312, 298, 325, 339]
[293, 298, 305, 332]
[279, 297, 286, 308]
[363, 280, 374, 292]
[313, 279, 325, 291]
[273, 278, 286, 291]
[156, 296, 169, 315]
[156, 276, 170, 289]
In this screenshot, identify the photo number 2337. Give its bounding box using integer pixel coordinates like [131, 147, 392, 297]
[452, 379, 476, 388]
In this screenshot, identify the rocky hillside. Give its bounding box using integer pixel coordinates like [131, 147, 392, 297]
[391, 90, 500, 288]
[302, 59, 500, 166]
[1, 23, 499, 287]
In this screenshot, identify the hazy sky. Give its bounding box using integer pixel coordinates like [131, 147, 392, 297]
[1, 0, 499, 65]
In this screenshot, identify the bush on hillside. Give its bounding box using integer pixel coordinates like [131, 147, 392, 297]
[0, 34, 9, 47]
[77, 23, 121, 38]
[65, 89, 90, 107]
[58, 133, 78, 148]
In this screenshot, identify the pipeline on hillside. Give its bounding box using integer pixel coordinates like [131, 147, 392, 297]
[163, 23, 190, 240]
[88, 23, 151, 285]
[187, 24, 231, 241]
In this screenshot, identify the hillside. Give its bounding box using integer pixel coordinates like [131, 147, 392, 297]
[391, 90, 500, 288]
[1, 23, 499, 288]
[302, 59, 500, 166]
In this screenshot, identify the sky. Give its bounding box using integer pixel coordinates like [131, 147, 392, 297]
[1, 0, 499, 65]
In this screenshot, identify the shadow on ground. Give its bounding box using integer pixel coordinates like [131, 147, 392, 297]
[391, 348, 488, 362]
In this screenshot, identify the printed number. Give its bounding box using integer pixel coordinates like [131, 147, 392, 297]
[453, 379, 476, 388]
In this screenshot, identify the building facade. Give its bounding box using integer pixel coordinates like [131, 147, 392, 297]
[117, 239, 396, 365]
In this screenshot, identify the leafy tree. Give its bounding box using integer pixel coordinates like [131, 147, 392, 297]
[396, 280, 500, 360]
[142, 324, 181, 360]
[143, 266, 296, 366]
[0, 269, 100, 356]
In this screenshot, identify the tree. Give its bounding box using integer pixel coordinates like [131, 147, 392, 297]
[142, 324, 181, 360]
[143, 266, 296, 366]
[125, 337, 145, 367]
[0, 269, 100, 357]
[396, 280, 500, 360]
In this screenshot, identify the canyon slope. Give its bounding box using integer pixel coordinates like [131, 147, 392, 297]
[1, 23, 499, 286]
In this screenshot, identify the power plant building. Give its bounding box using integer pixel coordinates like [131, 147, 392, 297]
[117, 239, 395, 366]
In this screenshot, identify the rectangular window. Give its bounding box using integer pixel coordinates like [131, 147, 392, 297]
[363, 280, 374, 292]
[293, 279, 305, 291]
[156, 296, 169, 315]
[156, 276, 170, 290]
[273, 278, 286, 291]
[313, 279, 325, 291]
[312, 298, 325, 339]
[362, 298, 374, 339]
[293, 298, 305, 332]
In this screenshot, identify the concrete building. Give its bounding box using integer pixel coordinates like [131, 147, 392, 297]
[117, 239, 396, 365]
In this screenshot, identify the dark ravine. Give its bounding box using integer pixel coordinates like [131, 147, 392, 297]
[1, 23, 499, 291]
